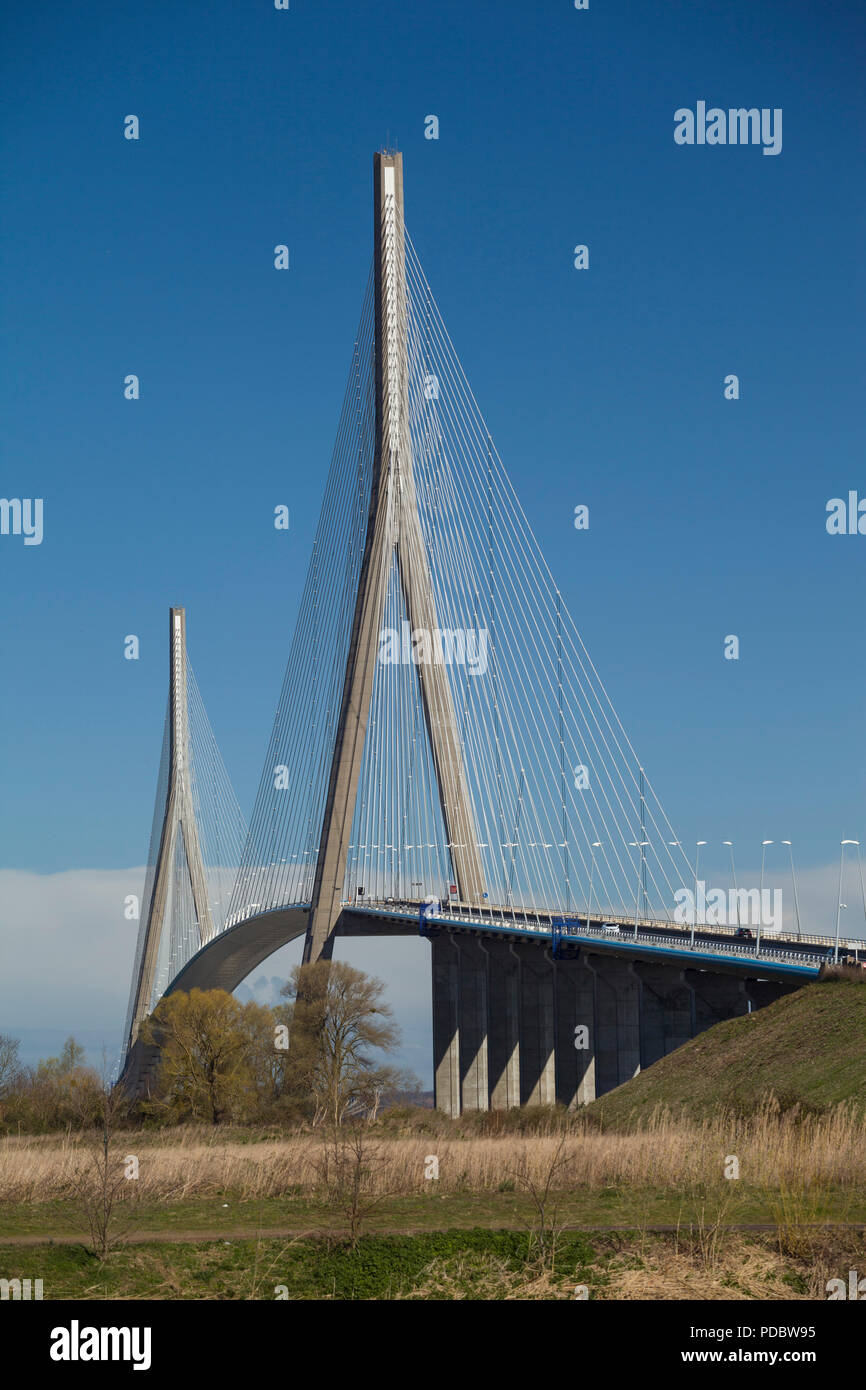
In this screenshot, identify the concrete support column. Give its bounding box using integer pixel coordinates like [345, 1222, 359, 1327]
[484, 941, 520, 1109]
[587, 956, 641, 1095]
[635, 964, 693, 1067]
[554, 952, 597, 1108]
[431, 933, 460, 1117]
[519, 948, 556, 1106]
[457, 937, 489, 1111]
[687, 970, 749, 1036]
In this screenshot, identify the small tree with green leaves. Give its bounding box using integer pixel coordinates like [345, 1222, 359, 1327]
[141, 988, 253, 1124]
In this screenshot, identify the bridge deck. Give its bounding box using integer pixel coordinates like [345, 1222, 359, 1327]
[338, 900, 851, 981]
[166, 894, 861, 1003]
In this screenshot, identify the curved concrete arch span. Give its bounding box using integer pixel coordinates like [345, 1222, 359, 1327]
[166, 906, 311, 997]
[162, 903, 420, 1000]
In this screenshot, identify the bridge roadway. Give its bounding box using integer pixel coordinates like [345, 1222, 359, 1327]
[168, 892, 853, 1001]
[340, 900, 839, 981]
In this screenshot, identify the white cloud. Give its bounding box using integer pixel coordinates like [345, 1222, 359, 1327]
[0, 867, 145, 1069]
[0, 869, 434, 1081]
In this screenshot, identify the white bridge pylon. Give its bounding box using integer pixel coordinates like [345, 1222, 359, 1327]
[227, 150, 694, 959]
[304, 154, 485, 961]
[123, 608, 247, 1056]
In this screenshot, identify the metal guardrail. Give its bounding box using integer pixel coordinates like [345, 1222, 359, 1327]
[351, 900, 826, 969]
[219, 898, 855, 969]
[346, 897, 864, 955]
[558, 925, 823, 968]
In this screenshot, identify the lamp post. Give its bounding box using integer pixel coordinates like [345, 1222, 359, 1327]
[836, 841, 859, 962]
[757, 840, 773, 953]
[587, 841, 601, 933]
[723, 841, 738, 931]
[857, 844, 866, 950]
[630, 840, 650, 938]
[692, 841, 707, 948]
[668, 841, 682, 929]
[780, 842, 802, 941]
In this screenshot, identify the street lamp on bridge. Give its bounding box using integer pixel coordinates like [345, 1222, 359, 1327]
[586, 841, 602, 933]
[630, 840, 650, 939]
[722, 842, 738, 930]
[692, 841, 707, 948]
[780, 841, 803, 940]
[667, 841, 681, 930]
[757, 840, 774, 954]
[835, 840, 860, 963]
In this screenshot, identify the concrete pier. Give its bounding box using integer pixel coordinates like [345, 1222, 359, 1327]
[430, 930, 798, 1115]
[483, 941, 520, 1109]
[553, 954, 597, 1108]
[588, 954, 641, 1093]
[636, 964, 693, 1067]
[431, 934, 461, 1118]
[456, 937, 489, 1111]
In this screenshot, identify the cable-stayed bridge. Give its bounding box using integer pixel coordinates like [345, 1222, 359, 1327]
[121, 153, 841, 1113]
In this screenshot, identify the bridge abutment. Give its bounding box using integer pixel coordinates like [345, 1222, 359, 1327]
[687, 969, 749, 1035]
[745, 978, 796, 1010]
[457, 937, 489, 1111]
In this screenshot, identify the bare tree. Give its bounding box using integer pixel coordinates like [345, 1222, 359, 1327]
[510, 1135, 572, 1271]
[69, 1059, 138, 1260]
[318, 1118, 386, 1249]
[282, 961, 402, 1127]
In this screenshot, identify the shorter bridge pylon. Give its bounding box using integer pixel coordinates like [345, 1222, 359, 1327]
[122, 607, 247, 1082]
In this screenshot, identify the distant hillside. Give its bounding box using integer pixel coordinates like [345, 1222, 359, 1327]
[585, 978, 866, 1127]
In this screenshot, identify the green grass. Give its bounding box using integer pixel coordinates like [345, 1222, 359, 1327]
[0, 1230, 599, 1300]
[2, 1186, 865, 1244]
[586, 979, 866, 1126]
[4, 1219, 863, 1300]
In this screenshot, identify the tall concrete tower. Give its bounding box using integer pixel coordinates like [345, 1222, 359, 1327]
[303, 152, 484, 962]
[124, 607, 214, 1053]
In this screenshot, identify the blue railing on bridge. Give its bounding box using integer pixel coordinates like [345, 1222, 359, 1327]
[358, 900, 826, 976]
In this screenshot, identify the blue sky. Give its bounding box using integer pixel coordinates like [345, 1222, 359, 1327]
[1, 0, 864, 1073]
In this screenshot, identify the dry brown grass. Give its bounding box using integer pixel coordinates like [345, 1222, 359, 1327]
[600, 1234, 804, 1300]
[393, 1232, 832, 1300]
[394, 1250, 576, 1300]
[1, 1102, 864, 1204]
